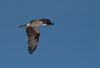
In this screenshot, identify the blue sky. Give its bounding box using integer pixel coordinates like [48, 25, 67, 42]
[0, 0, 100, 68]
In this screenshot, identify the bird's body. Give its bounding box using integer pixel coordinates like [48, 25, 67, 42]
[19, 19, 54, 54]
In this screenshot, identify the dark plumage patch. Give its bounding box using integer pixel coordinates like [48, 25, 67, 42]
[38, 19, 54, 26]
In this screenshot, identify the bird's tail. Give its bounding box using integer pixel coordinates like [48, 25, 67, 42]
[19, 25, 26, 27]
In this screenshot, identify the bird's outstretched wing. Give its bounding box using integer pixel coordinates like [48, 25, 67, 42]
[37, 19, 54, 26]
[26, 27, 40, 54]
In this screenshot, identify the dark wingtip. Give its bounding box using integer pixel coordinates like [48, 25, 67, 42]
[51, 23, 54, 25]
[49, 22, 54, 26]
[28, 50, 33, 54]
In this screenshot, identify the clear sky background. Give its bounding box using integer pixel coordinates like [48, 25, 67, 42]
[0, 0, 100, 68]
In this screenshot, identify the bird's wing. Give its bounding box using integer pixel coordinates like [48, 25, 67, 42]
[37, 19, 54, 26]
[26, 27, 40, 54]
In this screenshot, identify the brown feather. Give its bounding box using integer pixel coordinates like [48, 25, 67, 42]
[37, 19, 54, 26]
[26, 27, 40, 54]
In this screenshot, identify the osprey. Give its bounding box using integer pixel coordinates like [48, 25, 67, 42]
[19, 19, 54, 54]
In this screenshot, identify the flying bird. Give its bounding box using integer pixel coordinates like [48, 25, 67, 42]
[19, 19, 54, 54]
